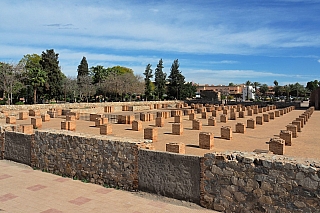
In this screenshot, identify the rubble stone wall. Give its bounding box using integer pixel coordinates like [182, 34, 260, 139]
[4, 131, 33, 165]
[138, 149, 201, 204]
[32, 130, 139, 191]
[201, 152, 320, 212]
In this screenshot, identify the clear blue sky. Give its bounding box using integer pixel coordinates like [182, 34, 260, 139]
[1, 0, 320, 86]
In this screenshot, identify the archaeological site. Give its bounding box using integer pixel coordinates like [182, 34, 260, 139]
[1, 101, 319, 212]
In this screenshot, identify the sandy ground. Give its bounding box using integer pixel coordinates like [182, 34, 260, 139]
[1, 105, 319, 160]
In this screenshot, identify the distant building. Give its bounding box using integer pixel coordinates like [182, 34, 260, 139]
[243, 86, 255, 100]
[196, 84, 243, 100]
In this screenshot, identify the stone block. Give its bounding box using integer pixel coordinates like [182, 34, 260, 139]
[132, 120, 142, 131]
[292, 120, 301, 132]
[230, 112, 237, 120]
[286, 125, 297, 138]
[66, 112, 80, 120]
[166, 142, 185, 154]
[295, 117, 304, 128]
[41, 114, 50, 122]
[247, 109, 253, 116]
[220, 114, 228, 123]
[174, 115, 182, 123]
[122, 105, 129, 111]
[144, 128, 158, 142]
[247, 118, 256, 129]
[263, 114, 270, 122]
[275, 111, 280, 117]
[104, 106, 114, 113]
[155, 117, 164, 127]
[56, 108, 62, 116]
[256, 116, 263, 125]
[199, 132, 214, 150]
[253, 108, 258, 114]
[212, 110, 217, 117]
[6, 116, 16, 124]
[47, 111, 57, 118]
[30, 117, 42, 129]
[100, 124, 112, 135]
[192, 120, 202, 130]
[67, 121, 76, 131]
[201, 112, 208, 119]
[90, 113, 102, 121]
[280, 130, 292, 146]
[279, 109, 284, 115]
[21, 124, 33, 134]
[172, 123, 183, 135]
[239, 111, 245, 118]
[208, 117, 216, 126]
[268, 112, 275, 119]
[171, 110, 183, 117]
[297, 116, 305, 126]
[235, 122, 245, 133]
[221, 126, 232, 140]
[61, 121, 67, 130]
[66, 115, 76, 121]
[95, 117, 108, 127]
[223, 109, 228, 115]
[29, 109, 40, 116]
[19, 112, 28, 120]
[262, 107, 267, 112]
[269, 138, 285, 155]
[258, 108, 263, 113]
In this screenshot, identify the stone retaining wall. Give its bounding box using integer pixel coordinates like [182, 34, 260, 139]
[1, 126, 320, 212]
[4, 131, 33, 165]
[32, 130, 139, 191]
[201, 152, 320, 212]
[138, 149, 201, 204]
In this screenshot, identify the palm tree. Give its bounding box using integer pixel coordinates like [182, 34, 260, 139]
[283, 85, 291, 102]
[28, 67, 47, 104]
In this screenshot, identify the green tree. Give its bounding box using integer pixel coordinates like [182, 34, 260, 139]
[0, 62, 24, 104]
[283, 85, 292, 101]
[90, 65, 106, 87]
[77, 56, 89, 78]
[28, 68, 47, 104]
[21, 54, 42, 70]
[154, 59, 167, 100]
[167, 59, 185, 100]
[259, 84, 269, 98]
[180, 82, 196, 100]
[40, 49, 63, 101]
[143, 64, 153, 101]
[306, 80, 319, 92]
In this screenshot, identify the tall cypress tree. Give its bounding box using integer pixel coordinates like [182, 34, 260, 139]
[143, 64, 153, 101]
[154, 59, 166, 100]
[77, 56, 89, 77]
[40, 49, 63, 101]
[167, 59, 185, 100]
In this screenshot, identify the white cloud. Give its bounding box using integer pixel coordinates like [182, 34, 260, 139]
[318, 59, 320, 63]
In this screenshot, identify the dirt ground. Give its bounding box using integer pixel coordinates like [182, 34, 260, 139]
[1, 105, 319, 160]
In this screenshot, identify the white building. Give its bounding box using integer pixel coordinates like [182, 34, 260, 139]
[242, 86, 255, 100]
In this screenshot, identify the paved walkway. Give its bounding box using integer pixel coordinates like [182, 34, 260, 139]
[0, 160, 216, 213]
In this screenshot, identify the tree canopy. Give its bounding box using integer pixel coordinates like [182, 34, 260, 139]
[167, 59, 185, 100]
